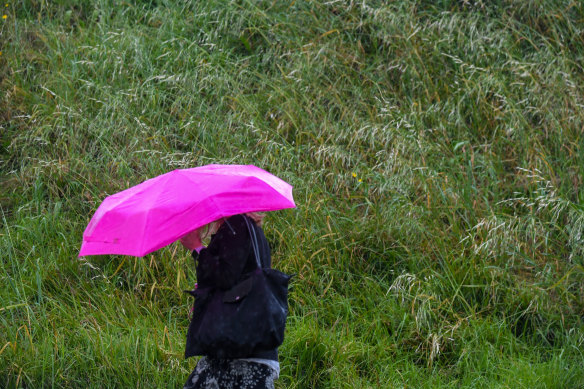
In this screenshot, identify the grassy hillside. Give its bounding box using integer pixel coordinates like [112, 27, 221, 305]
[1, 0, 583, 387]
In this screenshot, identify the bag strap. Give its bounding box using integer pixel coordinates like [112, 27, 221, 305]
[243, 215, 262, 269]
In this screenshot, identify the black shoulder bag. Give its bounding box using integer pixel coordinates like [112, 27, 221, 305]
[184, 217, 292, 359]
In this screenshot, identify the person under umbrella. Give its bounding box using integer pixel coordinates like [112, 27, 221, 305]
[180, 212, 281, 389]
[79, 165, 294, 388]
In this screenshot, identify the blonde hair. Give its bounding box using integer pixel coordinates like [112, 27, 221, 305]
[245, 212, 266, 226]
[196, 212, 265, 241]
[196, 220, 223, 241]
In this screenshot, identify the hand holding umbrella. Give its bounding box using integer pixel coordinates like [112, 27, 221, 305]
[179, 229, 203, 252]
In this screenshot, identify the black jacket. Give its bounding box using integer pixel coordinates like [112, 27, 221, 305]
[188, 214, 278, 360]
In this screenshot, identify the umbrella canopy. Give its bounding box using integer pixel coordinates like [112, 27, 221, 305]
[79, 164, 295, 257]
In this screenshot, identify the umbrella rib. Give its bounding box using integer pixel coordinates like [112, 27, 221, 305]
[175, 169, 224, 223]
[138, 169, 220, 255]
[138, 172, 174, 256]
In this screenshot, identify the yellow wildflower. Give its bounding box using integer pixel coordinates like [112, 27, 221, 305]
[351, 172, 357, 178]
[358, 179, 362, 183]
[2, 14, 6, 19]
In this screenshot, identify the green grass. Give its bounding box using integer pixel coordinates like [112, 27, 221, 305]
[1, 0, 584, 387]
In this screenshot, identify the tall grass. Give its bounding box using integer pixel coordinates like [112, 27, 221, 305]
[1, 0, 583, 387]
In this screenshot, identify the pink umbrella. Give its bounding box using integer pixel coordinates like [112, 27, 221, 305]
[79, 164, 295, 257]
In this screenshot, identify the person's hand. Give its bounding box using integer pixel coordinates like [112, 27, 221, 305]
[179, 229, 202, 251]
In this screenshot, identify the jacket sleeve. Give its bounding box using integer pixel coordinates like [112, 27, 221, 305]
[194, 215, 251, 290]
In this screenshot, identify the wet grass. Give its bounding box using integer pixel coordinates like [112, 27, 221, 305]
[1, 0, 584, 387]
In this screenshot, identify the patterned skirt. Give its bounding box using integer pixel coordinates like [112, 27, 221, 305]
[183, 357, 278, 389]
